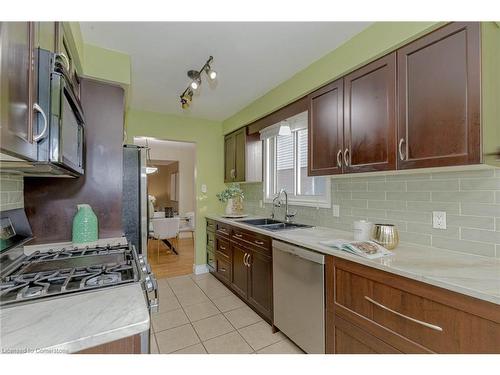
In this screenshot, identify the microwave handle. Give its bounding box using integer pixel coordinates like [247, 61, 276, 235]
[32, 103, 48, 142]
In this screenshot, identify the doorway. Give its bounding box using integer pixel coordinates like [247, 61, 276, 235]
[134, 137, 196, 279]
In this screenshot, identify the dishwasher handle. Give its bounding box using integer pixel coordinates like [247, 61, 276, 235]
[272, 240, 325, 264]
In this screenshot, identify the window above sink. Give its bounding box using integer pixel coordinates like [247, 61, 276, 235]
[260, 111, 331, 208]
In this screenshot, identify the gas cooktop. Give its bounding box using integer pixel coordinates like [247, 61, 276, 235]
[0, 243, 140, 306]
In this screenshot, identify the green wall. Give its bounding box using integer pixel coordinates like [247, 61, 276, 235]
[126, 110, 226, 266]
[83, 43, 131, 86]
[222, 22, 444, 134]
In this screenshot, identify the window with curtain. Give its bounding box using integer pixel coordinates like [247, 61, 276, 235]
[261, 111, 330, 207]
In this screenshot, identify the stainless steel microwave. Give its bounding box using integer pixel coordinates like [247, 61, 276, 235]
[0, 48, 85, 177]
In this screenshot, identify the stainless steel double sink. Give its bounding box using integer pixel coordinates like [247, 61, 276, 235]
[238, 218, 313, 232]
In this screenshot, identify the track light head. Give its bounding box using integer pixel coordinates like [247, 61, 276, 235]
[180, 57, 217, 109]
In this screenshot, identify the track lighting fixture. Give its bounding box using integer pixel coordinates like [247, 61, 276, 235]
[180, 56, 217, 109]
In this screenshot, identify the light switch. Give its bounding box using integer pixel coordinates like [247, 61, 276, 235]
[201, 184, 207, 193]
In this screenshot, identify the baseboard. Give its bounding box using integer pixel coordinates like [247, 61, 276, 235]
[193, 264, 209, 275]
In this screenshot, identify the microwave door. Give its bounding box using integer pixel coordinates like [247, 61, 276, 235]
[59, 88, 83, 173]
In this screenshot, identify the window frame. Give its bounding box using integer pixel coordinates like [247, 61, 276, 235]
[263, 129, 331, 208]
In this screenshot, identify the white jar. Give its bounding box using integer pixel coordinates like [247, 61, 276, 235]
[353, 220, 373, 241]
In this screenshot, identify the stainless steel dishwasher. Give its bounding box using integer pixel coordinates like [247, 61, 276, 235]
[272, 240, 325, 354]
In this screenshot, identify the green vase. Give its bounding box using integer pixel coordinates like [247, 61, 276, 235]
[72, 204, 98, 244]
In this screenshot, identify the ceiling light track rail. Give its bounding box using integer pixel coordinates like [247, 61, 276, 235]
[180, 56, 217, 109]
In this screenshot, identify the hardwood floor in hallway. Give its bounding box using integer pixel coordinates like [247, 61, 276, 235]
[148, 236, 195, 279]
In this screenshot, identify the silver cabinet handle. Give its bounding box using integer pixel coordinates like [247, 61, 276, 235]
[398, 138, 406, 161]
[32, 103, 48, 142]
[234, 233, 243, 238]
[343, 148, 350, 167]
[219, 245, 226, 250]
[336, 149, 342, 168]
[219, 267, 226, 272]
[243, 253, 248, 266]
[55, 52, 70, 71]
[246, 253, 251, 267]
[364, 296, 443, 332]
[254, 240, 264, 246]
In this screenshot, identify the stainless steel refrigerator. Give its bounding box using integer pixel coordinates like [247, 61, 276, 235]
[122, 145, 148, 257]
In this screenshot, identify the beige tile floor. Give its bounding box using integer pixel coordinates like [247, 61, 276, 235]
[150, 273, 304, 354]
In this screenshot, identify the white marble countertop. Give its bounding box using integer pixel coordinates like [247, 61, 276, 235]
[207, 214, 500, 306]
[0, 283, 150, 353]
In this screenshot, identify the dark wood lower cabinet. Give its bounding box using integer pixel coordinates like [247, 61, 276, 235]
[247, 249, 273, 319]
[326, 256, 500, 354]
[209, 220, 273, 323]
[231, 242, 249, 298]
[77, 334, 141, 354]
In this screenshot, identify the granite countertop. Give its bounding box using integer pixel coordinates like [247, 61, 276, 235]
[0, 283, 149, 353]
[207, 214, 500, 306]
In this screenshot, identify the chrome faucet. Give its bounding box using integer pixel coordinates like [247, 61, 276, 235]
[271, 194, 281, 219]
[272, 189, 296, 223]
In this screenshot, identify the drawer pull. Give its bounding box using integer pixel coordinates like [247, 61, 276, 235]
[254, 240, 264, 245]
[234, 233, 243, 238]
[364, 296, 443, 332]
[220, 245, 226, 250]
[219, 267, 226, 272]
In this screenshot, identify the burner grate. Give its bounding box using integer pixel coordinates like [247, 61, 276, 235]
[0, 244, 138, 306]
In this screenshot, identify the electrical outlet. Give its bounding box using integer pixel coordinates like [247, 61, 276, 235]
[433, 211, 447, 229]
[201, 184, 207, 193]
[259, 200, 263, 208]
[332, 204, 340, 217]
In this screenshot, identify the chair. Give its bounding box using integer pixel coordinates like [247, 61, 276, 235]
[151, 217, 180, 259]
[179, 211, 195, 239]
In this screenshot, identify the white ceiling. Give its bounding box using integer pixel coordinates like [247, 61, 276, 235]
[80, 22, 371, 121]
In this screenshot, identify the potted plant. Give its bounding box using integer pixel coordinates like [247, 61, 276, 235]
[216, 183, 244, 215]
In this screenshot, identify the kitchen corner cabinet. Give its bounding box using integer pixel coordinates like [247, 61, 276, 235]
[210, 220, 273, 322]
[397, 22, 481, 169]
[224, 128, 262, 183]
[0, 22, 38, 161]
[344, 52, 396, 173]
[308, 79, 344, 176]
[326, 256, 500, 354]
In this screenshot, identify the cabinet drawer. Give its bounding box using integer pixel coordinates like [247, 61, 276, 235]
[231, 227, 271, 254]
[330, 257, 500, 353]
[206, 219, 216, 232]
[216, 236, 231, 258]
[206, 231, 215, 250]
[216, 222, 231, 238]
[216, 255, 231, 284]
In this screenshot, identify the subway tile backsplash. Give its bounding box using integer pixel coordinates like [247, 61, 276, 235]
[241, 167, 500, 258]
[0, 174, 24, 211]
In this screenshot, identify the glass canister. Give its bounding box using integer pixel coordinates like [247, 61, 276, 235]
[72, 204, 98, 244]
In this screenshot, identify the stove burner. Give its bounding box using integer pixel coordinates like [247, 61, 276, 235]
[23, 286, 44, 298]
[85, 273, 122, 287]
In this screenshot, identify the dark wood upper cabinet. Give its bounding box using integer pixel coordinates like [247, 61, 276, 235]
[397, 22, 481, 169]
[224, 127, 262, 183]
[0, 22, 38, 161]
[308, 79, 344, 176]
[224, 133, 236, 182]
[344, 53, 397, 173]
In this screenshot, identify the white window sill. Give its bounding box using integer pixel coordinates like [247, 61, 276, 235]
[263, 198, 331, 209]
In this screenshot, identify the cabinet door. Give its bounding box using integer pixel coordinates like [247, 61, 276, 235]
[308, 79, 344, 176]
[332, 316, 401, 354]
[224, 133, 236, 182]
[0, 22, 38, 161]
[247, 249, 273, 320]
[397, 22, 480, 169]
[231, 242, 248, 298]
[344, 53, 396, 173]
[234, 128, 246, 182]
